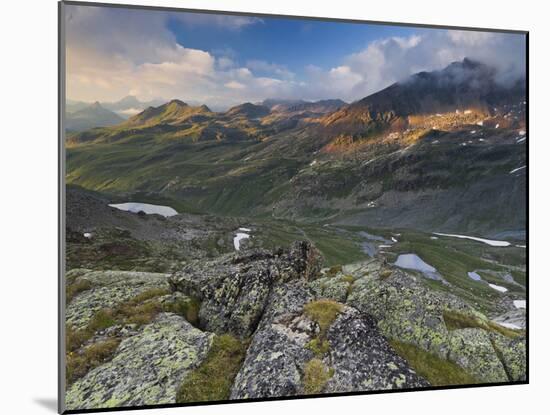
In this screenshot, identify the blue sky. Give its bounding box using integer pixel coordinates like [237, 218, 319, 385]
[65, 4, 526, 109]
[167, 15, 423, 77]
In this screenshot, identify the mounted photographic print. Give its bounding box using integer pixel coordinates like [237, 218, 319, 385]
[59, 1, 528, 413]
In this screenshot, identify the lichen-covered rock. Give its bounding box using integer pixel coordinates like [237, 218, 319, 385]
[347, 265, 465, 358]
[169, 241, 322, 338]
[490, 333, 527, 381]
[309, 276, 350, 303]
[344, 259, 526, 383]
[230, 280, 315, 399]
[325, 307, 429, 392]
[65, 313, 213, 410]
[231, 282, 426, 399]
[447, 328, 507, 382]
[66, 269, 170, 330]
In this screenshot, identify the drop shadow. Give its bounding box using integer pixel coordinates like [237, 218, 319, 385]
[34, 398, 57, 413]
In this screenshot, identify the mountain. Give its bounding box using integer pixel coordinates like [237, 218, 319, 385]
[66, 99, 92, 113]
[66, 96, 165, 119]
[261, 98, 306, 109]
[225, 103, 270, 119]
[322, 58, 525, 136]
[261, 98, 347, 114]
[124, 99, 213, 127]
[65, 102, 124, 132]
[274, 99, 347, 114]
[101, 95, 165, 117]
[65, 59, 526, 237]
[66, 96, 347, 146]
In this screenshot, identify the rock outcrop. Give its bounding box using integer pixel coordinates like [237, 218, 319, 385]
[333, 259, 526, 383]
[66, 313, 213, 409]
[66, 269, 170, 330]
[324, 307, 429, 392]
[64, 242, 526, 411]
[169, 241, 322, 338]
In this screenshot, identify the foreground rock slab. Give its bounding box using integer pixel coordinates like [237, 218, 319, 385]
[65, 313, 213, 410]
[66, 269, 170, 330]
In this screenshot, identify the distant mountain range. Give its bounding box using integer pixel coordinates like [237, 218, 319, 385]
[65, 102, 124, 132]
[65, 58, 526, 236]
[66, 97, 348, 145]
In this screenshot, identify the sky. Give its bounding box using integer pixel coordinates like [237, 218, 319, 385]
[65, 4, 526, 110]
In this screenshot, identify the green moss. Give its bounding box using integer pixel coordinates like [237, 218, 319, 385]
[66, 338, 121, 385]
[66, 279, 93, 304]
[128, 288, 170, 304]
[443, 310, 523, 339]
[304, 299, 344, 337]
[306, 338, 330, 357]
[303, 359, 334, 394]
[340, 275, 354, 284]
[325, 265, 343, 278]
[164, 297, 201, 327]
[389, 340, 479, 386]
[66, 288, 171, 353]
[176, 334, 247, 403]
[87, 309, 118, 332]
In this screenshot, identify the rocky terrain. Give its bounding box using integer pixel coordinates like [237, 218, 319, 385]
[64, 238, 525, 410]
[64, 57, 527, 411]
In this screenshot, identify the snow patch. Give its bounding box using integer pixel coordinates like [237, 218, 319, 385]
[496, 321, 521, 330]
[233, 232, 250, 250]
[509, 166, 526, 174]
[488, 283, 508, 293]
[108, 202, 178, 217]
[513, 300, 526, 309]
[433, 232, 511, 247]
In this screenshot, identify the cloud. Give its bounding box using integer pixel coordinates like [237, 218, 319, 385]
[65, 4, 525, 109]
[321, 30, 526, 101]
[246, 60, 295, 80]
[171, 13, 262, 30]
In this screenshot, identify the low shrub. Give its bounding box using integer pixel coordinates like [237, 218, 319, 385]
[176, 334, 247, 403]
[66, 279, 93, 304]
[304, 299, 343, 337]
[389, 340, 479, 386]
[306, 338, 330, 357]
[66, 338, 121, 385]
[303, 358, 334, 394]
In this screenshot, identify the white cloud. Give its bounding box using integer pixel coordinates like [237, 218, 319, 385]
[171, 13, 262, 30]
[65, 5, 525, 109]
[246, 60, 295, 80]
[224, 81, 246, 90]
[302, 30, 525, 102]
